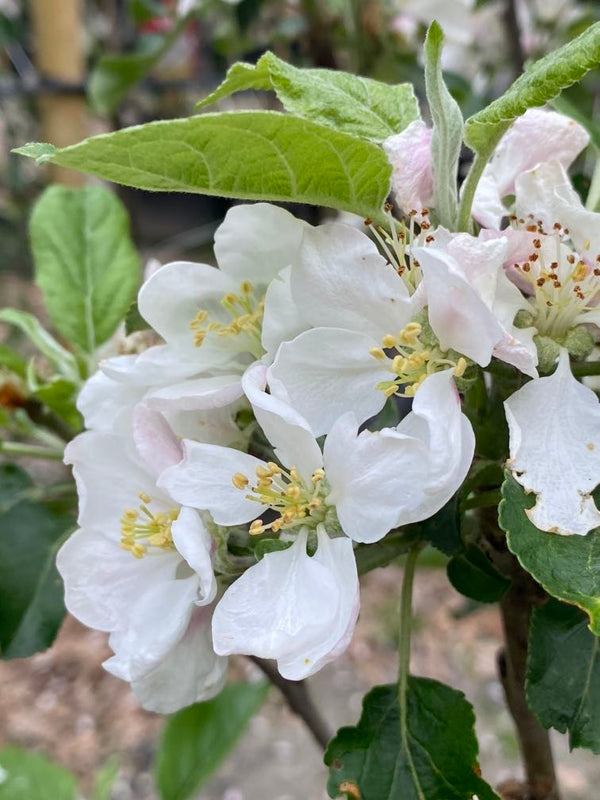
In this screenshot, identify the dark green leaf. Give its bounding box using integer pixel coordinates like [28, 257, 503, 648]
[14, 113, 392, 222]
[0, 747, 76, 800]
[124, 300, 149, 335]
[155, 682, 270, 800]
[0, 465, 73, 658]
[416, 493, 462, 556]
[527, 599, 600, 752]
[500, 473, 600, 633]
[198, 51, 420, 141]
[33, 378, 81, 431]
[355, 529, 422, 575]
[325, 679, 498, 799]
[253, 538, 292, 560]
[30, 185, 140, 354]
[447, 545, 510, 603]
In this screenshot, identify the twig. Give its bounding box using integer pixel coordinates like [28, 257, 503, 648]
[249, 656, 333, 750]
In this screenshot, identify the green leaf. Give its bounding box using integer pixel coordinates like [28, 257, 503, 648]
[32, 378, 81, 431]
[0, 344, 26, 378]
[0, 309, 79, 382]
[527, 599, 600, 752]
[89, 13, 188, 115]
[11, 142, 56, 163]
[355, 529, 423, 575]
[155, 682, 270, 800]
[198, 51, 420, 141]
[325, 679, 498, 800]
[92, 757, 120, 800]
[30, 185, 140, 354]
[465, 21, 600, 155]
[0, 465, 73, 659]
[447, 545, 510, 603]
[0, 747, 76, 800]
[253, 538, 292, 560]
[124, 300, 149, 335]
[424, 22, 464, 229]
[500, 473, 600, 633]
[416, 493, 462, 556]
[15, 113, 392, 222]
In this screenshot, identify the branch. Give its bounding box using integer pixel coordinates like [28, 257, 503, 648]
[249, 657, 333, 750]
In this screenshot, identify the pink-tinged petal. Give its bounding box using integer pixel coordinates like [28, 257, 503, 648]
[104, 571, 199, 681]
[383, 120, 434, 217]
[278, 530, 359, 679]
[138, 261, 237, 358]
[145, 373, 244, 412]
[131, 606, 227, 713]
[261, 266, 308, 360]
[324, 413, 428, 543]
[158, 441, 267, 525]
[416, 245, 504, 366]
[133, 404, 183, 478]
[268, 328, 389, 436]
[214, 202, 305, 284]
[242, 364, 323, 482]
[516, 161, 600, 256]
[505, 349, 600, 535]
[211, 530, 339, 678]
[473, 109, 589, 229]
[171, 507, 217, 605]
[291, 224, 413, 338]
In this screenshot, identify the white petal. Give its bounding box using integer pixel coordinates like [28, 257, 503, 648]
[104, 570, 198, 681]
[383, 120, 434, 217]
[291, 224, 413, 338]
[241, 363, 322, 482]
[132, 607, 227, 713]
[145, 373, 244, 411]
[171, 507, 217, 606]
[101, 346, 200, 387]
[158, 441, 267, 525]
[471, 172, 507, 230]
[416, 245, 504, 366]
[505, 349, 600, 535]
[277, 530, 359, 679]
[516, 160, 600, 256]
[324, 413, 428, 543]
[138, 261, 237, 359]
[133, 404, 183, 478]
[57, 529, 181, 632]
[261, 266, 308, 359]
[214, 202, 305, 284]
[268, 328, 389, 436]
[211, 530, 339, 677]
[77, 369, 142, 432]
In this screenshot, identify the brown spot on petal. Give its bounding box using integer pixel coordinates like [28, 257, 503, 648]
[587, 443, 595, 451]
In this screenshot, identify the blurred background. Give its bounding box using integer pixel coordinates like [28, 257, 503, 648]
[1, 1, 600, 798]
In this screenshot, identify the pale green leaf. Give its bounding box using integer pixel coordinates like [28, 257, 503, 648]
[0, 747, 76, 800]
[465, 22, 600, 155]
[0, 308, 79, 382]
[155, 683, 269, 800]
[197, 51, 420, 141]
[11, 142, 56, 163]
[424, 22, 463, 229]
[30, 185, 140, 354]
[16, 113, 392, 221]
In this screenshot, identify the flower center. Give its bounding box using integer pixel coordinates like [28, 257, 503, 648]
[189, 280, 266, 359]
[120, 492, 179, 559]
[510, 220, 600, 339]
[231, 463, 329, 534]
[370, 322, 467, 398]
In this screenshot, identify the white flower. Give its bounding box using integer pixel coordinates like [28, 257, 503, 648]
[57, 407, 223, 711]
[157, 363, 473, 677]
[505, 349, 600, 535]
[413, 231, 538, 376]
[383, 120, 434, 219]
[471, 109, 589, 230]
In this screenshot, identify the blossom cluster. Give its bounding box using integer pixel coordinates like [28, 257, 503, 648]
[58, 107, 600, 712]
